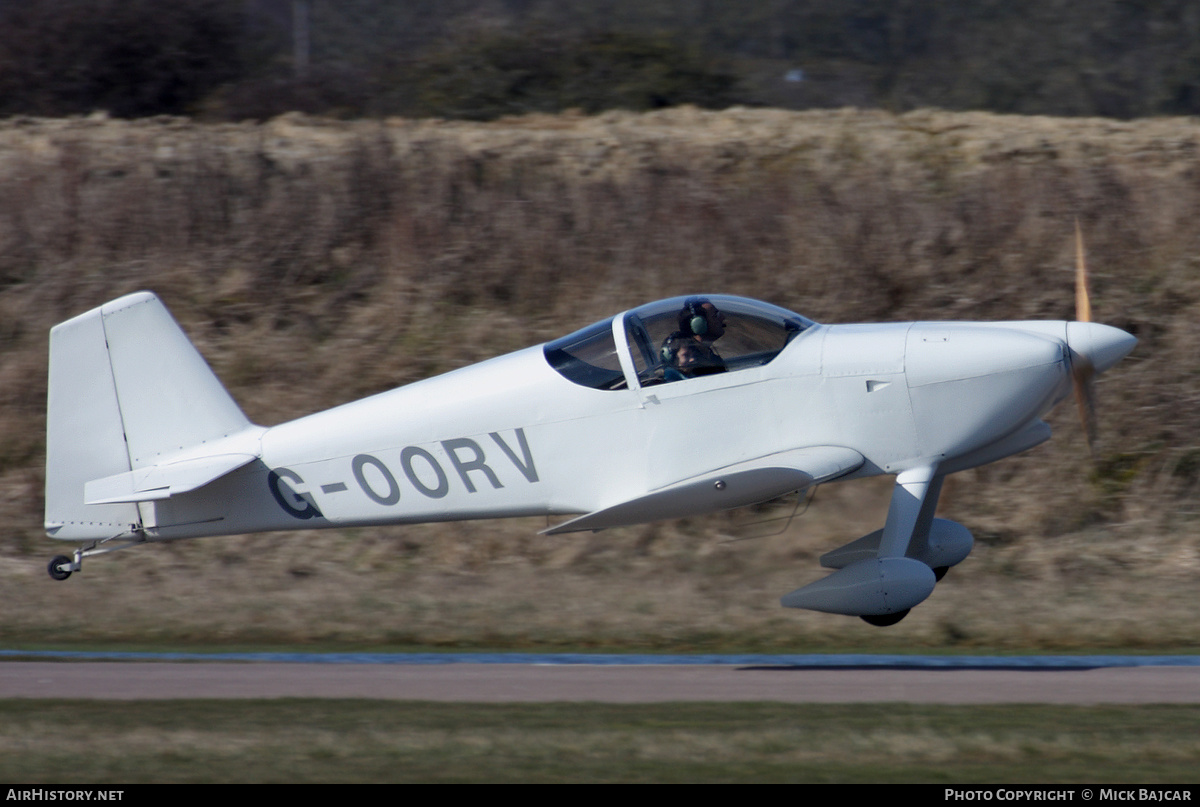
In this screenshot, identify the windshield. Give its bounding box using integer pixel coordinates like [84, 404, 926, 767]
[544, 296, 814, 390]
[543, 317, 626, 390]
[626, 295, 813, 386]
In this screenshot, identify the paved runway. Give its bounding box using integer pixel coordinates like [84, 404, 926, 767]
[4, 660, 1199, 703]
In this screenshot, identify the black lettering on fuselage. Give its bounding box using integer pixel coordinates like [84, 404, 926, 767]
[400, 446, 450, 498]
[268, 468, 322, 519]
[490, 429, 539, 483]
[352, 454, 401, 505]
[267, 429, 539, 518]
[441, 438, 503, 493]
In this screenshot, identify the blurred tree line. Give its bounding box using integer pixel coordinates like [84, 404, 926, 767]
[1, 0, 1198, 120]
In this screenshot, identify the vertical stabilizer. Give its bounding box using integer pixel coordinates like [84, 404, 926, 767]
[45, 292, 253, 540]
[99, 292, 249, 466]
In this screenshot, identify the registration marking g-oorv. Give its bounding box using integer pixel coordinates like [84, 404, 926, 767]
[267, 428, 539, 520]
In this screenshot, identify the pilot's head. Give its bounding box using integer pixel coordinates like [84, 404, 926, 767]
[674, 341, 702, 372]
[679, 297, 726, 341]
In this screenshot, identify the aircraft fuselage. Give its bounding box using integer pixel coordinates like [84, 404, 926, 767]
[141, 320, 1080, 542]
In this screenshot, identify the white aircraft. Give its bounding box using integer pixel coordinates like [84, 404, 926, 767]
[43, 253, 1135, 626]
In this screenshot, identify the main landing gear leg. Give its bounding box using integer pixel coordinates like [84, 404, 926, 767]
[858, 465, 941, 627]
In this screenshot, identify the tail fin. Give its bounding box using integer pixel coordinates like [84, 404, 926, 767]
[45, 292, 253, 540]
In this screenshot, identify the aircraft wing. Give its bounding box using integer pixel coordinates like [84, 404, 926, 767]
[542, 446, 863, 535]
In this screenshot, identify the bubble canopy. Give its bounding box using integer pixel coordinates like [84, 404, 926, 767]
[544, 295, 815, 390]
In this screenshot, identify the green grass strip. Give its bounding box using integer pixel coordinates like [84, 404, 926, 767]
[2, 701, 1197, 783]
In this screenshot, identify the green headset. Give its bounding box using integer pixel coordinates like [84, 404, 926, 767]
[681, 297, 711, 337]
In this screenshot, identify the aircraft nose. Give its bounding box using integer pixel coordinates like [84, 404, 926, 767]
[906, 326, 1065, 388]
[905, 326, 1071, 460]
[1066, 322, 1137, 374]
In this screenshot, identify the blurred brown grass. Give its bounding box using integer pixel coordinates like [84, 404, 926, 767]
[1, 107, 1198, 650]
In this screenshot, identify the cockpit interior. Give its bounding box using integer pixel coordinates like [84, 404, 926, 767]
[544, 295, 814, 391]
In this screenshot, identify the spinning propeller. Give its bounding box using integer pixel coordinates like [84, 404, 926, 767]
[1066, 220, 1136, 454]
[1072, 219, 1098, 452]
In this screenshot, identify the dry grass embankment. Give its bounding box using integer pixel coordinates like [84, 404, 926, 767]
[1, 107, 1198, 650]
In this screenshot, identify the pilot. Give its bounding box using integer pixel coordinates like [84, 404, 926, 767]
[661, 336, 701, 381]
[662, 297, 727, 378]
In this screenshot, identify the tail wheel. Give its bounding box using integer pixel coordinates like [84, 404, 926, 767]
[47, 555, 73, 581]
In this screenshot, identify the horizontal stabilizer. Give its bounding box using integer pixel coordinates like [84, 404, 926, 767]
[84, 452, 258, 505]
[543, 446, 862, 535]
